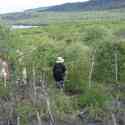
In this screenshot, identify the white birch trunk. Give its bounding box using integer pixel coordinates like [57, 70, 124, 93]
[47, 98, 55, 125]
[41, 72, 55, 125]
[1, 68, 7, 88]
[4, 76, 7, 88]
[7, 120, 9, 125]
[89, 59, 94, 88]
[114, 52, 118, 82]
[111, 113, 117, 125]
[17, 116, 20, 125]
[22, 67, 27, 84]
[89, 49, 96, 88]
[32, 66, 37, 103]
[36, 111, 42, 125]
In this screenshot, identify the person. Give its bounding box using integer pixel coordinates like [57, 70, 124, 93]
[53, 57, 66, 89]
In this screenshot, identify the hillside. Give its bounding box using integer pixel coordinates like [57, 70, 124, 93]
[0, 0, 125, 25]
[9, 0, 125, 13]
[43, 0, 125, 12]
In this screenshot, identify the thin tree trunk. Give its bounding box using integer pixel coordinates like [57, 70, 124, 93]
[41, 71, 55, 125]
[89, 59, 94, 88]
[114, 52, 118, 82]
[47, 98, 55, 125]
[32, 66, 37, 103]
[22, 67, 27, 84]
[36, 111, 42, 125]
[111, 113, 117, 125]
[2, 68, 7, 88]
[88, 49, 96, 88]
[7, 119, 9, 125]
[17, 116, 20, 125]
[4, 76, 7, 88]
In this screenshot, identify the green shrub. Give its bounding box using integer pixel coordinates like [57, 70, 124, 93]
[82, 25, 113, 47]
[78, 84, 112, 108]
[16, 103, 36, 125]
[50, 89, 77, 119]
[0, 81, 10, 97]
[64, 43, 90, 93]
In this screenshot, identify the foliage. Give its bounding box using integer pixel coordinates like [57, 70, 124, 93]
[93, 41, 116, 82]
[16, 103, 36, 125]
[0, 21, 125, 121]
[82, 25, 113, 47]
[0, 23, 10, 58]
[78, 84, 112, 108]
[0, 82, 10, 97]
[49, 88, 77, 119]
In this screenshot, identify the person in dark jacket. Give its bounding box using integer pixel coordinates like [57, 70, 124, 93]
[53, 57, 66, 89]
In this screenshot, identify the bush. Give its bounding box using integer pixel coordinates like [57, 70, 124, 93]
[0, 83, 10, 97]
[77, 84, 112, 108]
[16, 103, 36, 125]
[82, 25, 113, 47]
[64, 43, 90, 93]
[50, 88, 77, 120]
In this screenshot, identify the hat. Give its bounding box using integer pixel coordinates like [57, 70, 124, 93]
[56, 57, 64, 63]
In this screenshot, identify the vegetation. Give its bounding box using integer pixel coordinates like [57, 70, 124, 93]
[0, 19, 125, 124]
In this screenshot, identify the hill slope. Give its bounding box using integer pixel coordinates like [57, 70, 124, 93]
[40, 0, 125, 12]
[0, 0, 125, 25]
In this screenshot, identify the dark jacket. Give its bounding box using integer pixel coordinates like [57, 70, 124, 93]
[53, 63, 66, 81]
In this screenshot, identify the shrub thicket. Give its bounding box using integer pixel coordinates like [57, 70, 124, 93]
[1, 22, 125, 120]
